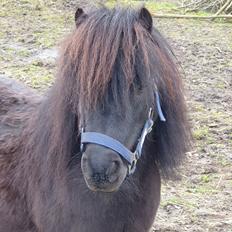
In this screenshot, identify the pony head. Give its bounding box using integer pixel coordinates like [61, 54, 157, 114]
[48, 6, 190, 192]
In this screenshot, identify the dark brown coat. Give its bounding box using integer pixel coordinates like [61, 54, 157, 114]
[0, 7, 191, 232]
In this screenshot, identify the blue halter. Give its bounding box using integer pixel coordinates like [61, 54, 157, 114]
[80, 92, 166, 175]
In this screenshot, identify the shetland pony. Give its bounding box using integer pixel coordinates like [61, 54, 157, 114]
[0, 7, 190, 232]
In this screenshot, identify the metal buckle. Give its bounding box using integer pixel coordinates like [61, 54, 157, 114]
[134, 108, 154, 158]
[128, 152, 138, 175]
[127, 108, 154, 175]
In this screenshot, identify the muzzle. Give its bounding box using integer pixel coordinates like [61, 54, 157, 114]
[80, 92, 166, 175]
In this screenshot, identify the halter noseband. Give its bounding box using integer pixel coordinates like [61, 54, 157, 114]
[80, 92, 166, 175]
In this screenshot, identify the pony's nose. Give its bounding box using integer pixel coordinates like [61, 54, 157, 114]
[81, 150, 122, 183]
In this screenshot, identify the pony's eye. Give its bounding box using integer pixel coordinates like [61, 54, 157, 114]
[134, 74, 143, 91]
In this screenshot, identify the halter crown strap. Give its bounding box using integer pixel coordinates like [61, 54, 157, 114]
[155, 91, 166, 122]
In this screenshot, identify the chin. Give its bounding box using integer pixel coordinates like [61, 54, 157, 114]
[84, 178, 123, 193]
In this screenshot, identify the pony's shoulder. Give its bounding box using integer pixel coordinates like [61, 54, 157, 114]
[0, 76, 42, 148]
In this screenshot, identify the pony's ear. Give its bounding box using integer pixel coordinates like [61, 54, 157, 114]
[139, 7, 153, 32]
[75, 8, 86, 27]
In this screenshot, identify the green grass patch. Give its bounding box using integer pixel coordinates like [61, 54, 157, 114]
[181, 10, 211, 17]
[161, 196, 197, 210]
[5, 63, 54, 90]
[194, 11, 211, 16]
[189, 185, 219, 194]
[186, 176, 220, 195]
[200, 174, 210, 183]
[215, 81, 226, 89]
[1, 46, 32, 59]
[192, 102, 205, 113]
[106, 0, 177, 13]
[193, 126, 209, 140]
[217, 156, 231, 167]
[144, 2, 176, 13]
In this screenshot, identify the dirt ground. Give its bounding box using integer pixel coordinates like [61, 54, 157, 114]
[0, 1, 231, 231]
[153, 18, 232, 232]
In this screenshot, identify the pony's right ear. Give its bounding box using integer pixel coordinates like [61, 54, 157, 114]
[75, 8, 86, 27]
[139, 7, 153, 32]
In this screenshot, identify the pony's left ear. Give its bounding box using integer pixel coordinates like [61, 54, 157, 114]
[139, 7, 153, 32]
[75, 8, 86, 27]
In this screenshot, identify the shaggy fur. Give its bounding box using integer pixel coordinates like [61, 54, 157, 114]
[0, 6, 191, 232]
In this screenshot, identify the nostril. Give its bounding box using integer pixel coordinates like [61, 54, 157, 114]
[92, 173, 109, 183]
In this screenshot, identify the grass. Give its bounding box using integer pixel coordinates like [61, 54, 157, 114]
[106, 0, 177, 13]
[0, 0, 72, 48]
[189, 185, 219, 194]
[193, 126, 209, 140]
[0, 0, 73, 90]
[4, 63, 54, 90]
[161, 196, 197, 210]
[106, 0, 223, 18]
